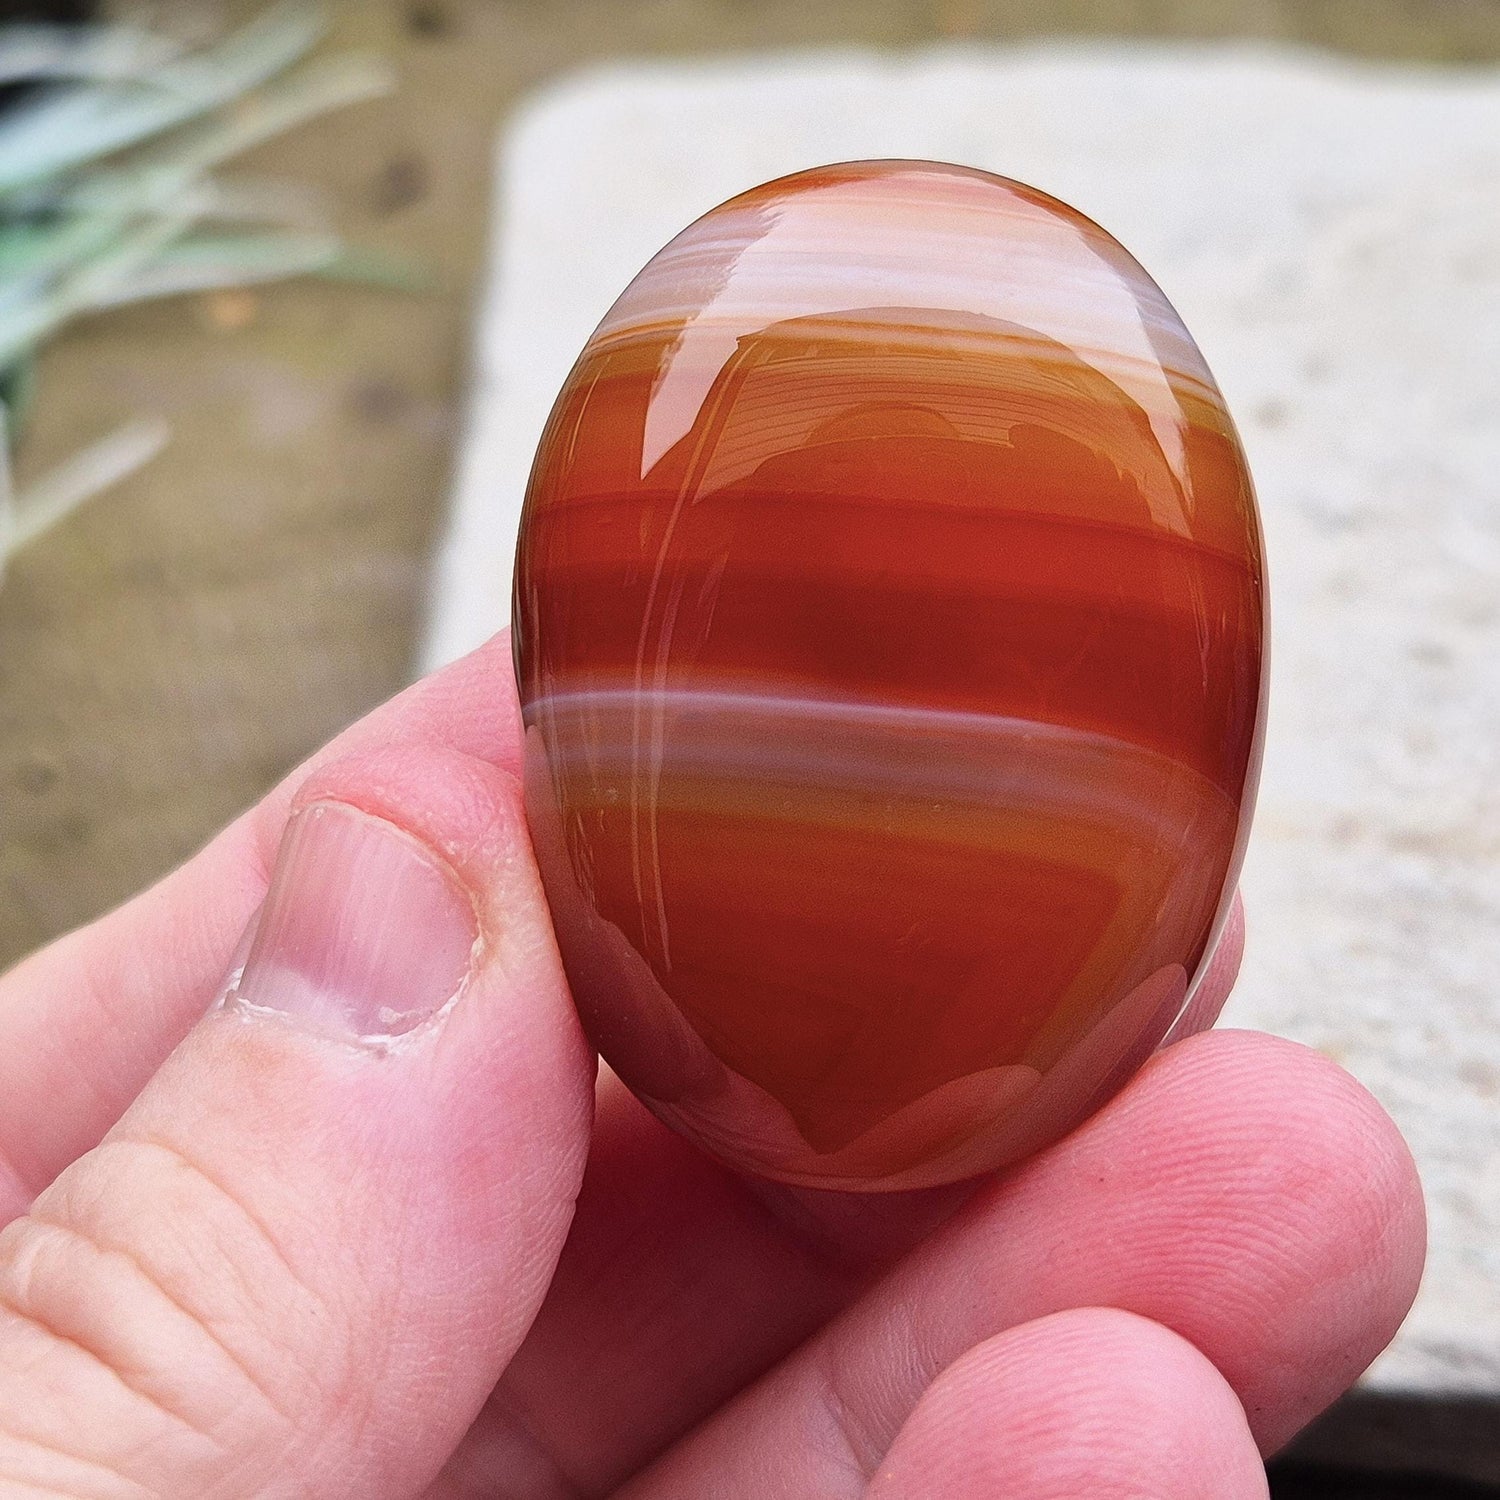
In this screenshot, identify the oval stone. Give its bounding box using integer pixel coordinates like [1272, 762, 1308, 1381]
[514, 160, 1266, 1191]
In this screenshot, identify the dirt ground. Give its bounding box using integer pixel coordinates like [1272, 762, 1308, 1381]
[3, 0, 1499, 970]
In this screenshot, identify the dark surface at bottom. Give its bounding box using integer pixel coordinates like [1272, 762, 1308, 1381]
[1268, 1393, 1500, 1496]
[1270, 1466, 1500, 1498]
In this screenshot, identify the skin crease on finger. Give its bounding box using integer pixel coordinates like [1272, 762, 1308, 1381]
[0, 634, 1426, 1499]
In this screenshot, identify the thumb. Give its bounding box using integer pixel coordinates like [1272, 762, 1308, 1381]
[0, 744, 594, 1498]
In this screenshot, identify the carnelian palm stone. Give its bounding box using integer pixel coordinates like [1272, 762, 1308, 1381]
[514, 160, 1266, 1191]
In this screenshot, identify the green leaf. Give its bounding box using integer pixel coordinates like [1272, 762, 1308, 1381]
[0, 49, 391, 304]
[0, 3, 421, 571]
[57, 51, 395, 213]
[0, 207, 201, 367]
[0, 355, 38, 435]
[93, 228, 342, 306]
[0, 23, 182, 87]
[0, 46, 390, 229]
[0, 211, 133, 284]
[0, 44, 396, 363]
[315, 244, 433, 293]
[0, 2, 326, 192]
[2, 415, 170, 565]
[0, 402, 14, 568]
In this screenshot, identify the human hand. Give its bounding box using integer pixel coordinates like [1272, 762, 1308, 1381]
[0, 634, 1424, 1498]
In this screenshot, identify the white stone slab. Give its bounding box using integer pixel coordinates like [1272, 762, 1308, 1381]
[423, 46, 1500, 1403]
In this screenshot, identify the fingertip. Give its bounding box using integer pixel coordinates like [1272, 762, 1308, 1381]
[245, 734, 595, 1193]
[869, 1308, 1268, 1499]
[1060, 1028, 1426, 1451]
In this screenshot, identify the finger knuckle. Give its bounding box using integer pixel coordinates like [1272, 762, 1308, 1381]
[0, 1132, 344, 1487]
[812, 1296, 939, 1487]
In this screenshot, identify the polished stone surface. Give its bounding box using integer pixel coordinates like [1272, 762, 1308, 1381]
[515, 160, 1265, 1189]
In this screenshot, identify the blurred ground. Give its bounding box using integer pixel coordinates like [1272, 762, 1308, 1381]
[4, 0, 1500, 970]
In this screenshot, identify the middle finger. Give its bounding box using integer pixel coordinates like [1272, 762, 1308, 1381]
[618, 1029, 1421, 1497]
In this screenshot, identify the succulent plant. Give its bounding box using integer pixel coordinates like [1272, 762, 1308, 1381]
[0, 1, 395, 576]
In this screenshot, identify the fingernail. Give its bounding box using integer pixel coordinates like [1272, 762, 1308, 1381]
[233, 801, 478, 1041]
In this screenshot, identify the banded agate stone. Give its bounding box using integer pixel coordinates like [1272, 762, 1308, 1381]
[514, 161, 1265, 1191]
